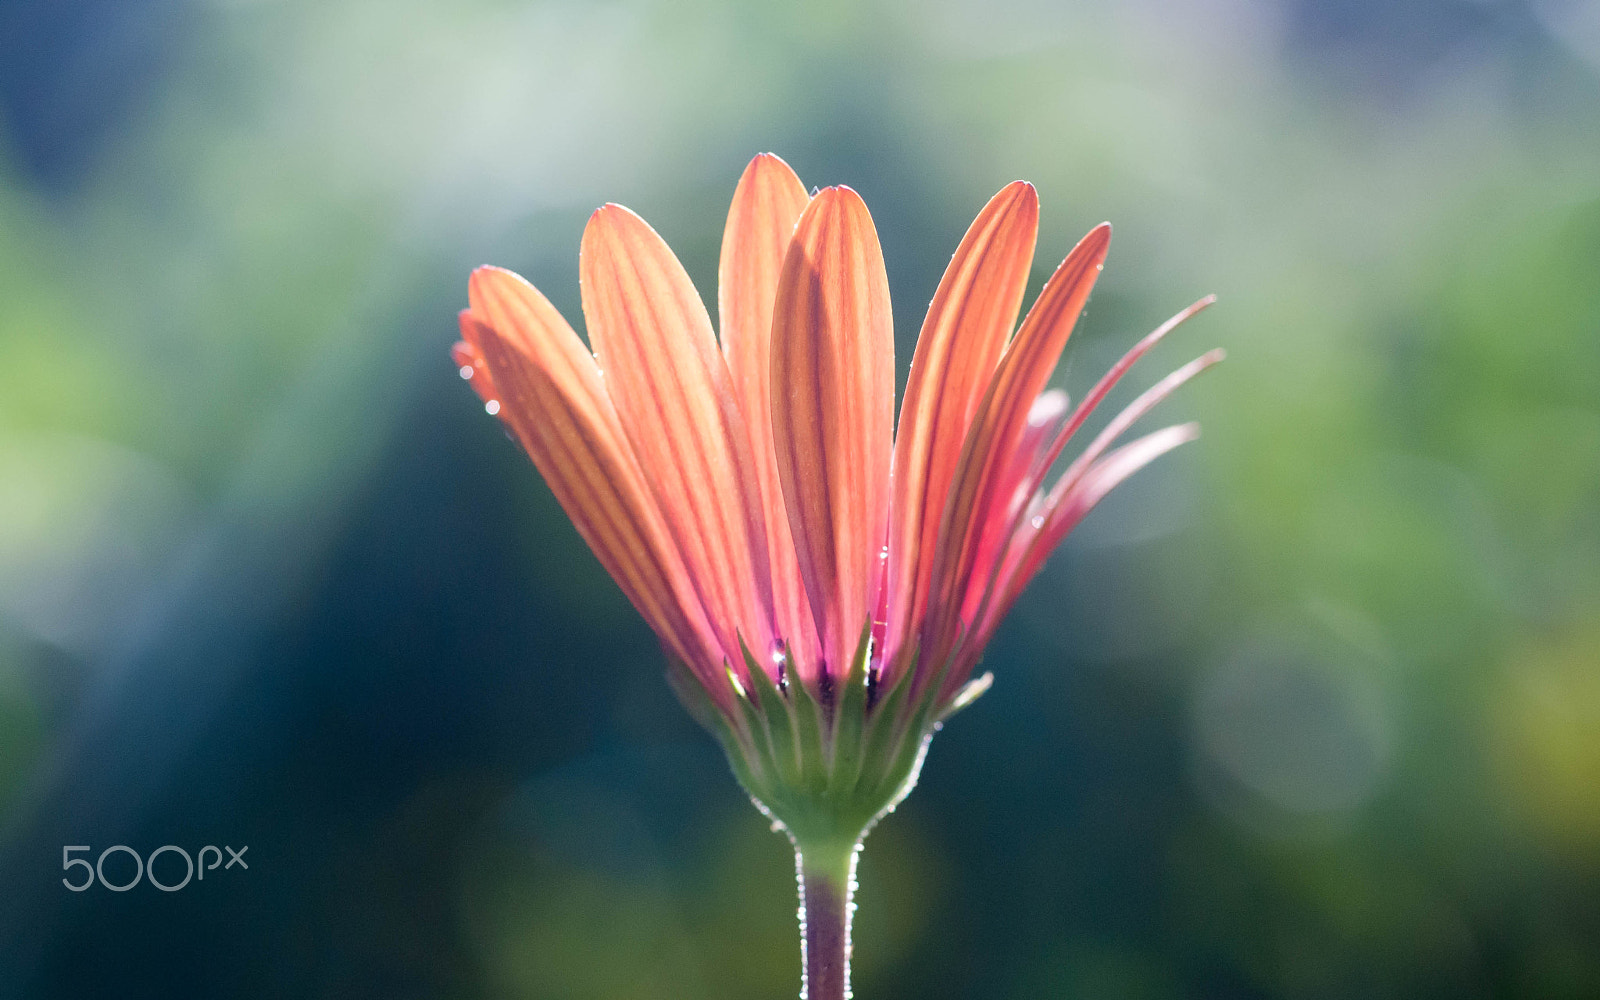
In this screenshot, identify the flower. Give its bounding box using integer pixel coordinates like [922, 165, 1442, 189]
[454, 153, 1218, 997]
[456, 151, 1219, 823]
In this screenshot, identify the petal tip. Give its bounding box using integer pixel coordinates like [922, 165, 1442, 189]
[1001, 179, 1038, 200]
[467, 264, 545, 318]
[1079, 222, 1112, 258]
[587, 202, 639, 229]
[750, 151, 797, 171]
[468, 263, 520, 291]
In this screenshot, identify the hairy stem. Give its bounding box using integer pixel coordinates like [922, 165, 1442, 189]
[796, 841, 860, 1000]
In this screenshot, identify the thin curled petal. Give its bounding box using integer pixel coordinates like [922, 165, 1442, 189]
[956, 305, 1219, 642]
[580, 204, 776, 679]
[921, 223, 1111, 682]
[884, 181, 1038, 679]
[1021, 296, 1216, 506]
[993, 389, 1070, 537]
[950, 391, 1070, 633]
[1047, 348, 1225, 507]
[770, 186, 894, 687]
[458, 283, 731, 706]
[960, 347, 1222, 675]
[718, 153, 818, 673]
[970, 423, 1202, 668]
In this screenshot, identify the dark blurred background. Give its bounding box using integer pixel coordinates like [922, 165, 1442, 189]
[1, 0, 1597, 997]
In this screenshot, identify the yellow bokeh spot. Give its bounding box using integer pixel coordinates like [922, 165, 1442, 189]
[1492, 622, 1600, 858]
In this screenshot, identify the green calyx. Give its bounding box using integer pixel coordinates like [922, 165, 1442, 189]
[667, 628, 993, 850]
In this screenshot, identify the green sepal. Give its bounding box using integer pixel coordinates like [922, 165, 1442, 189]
[785, 647, 830, 795]
[855, 646, 918, 796]
[728, 664, 778, 789]
[741, 637, 801, 787]
[938, 670, 993, 722]
[671, 623, 995, 855]
[664, 653, 720, 734]
[828, 622, 873, 796]
[669, 659, 766, 801]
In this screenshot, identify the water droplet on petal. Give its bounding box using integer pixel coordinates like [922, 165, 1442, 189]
[459, 365, 474, 380]
[1030, 514, 1045, 530]
[485, 399, 501, 416]
[769, 641, 786, 666]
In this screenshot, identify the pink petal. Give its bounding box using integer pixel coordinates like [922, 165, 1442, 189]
[921, 223, 1110, 684]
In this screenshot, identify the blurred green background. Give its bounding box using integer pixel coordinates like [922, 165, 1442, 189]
[1, 0, 1597, 997]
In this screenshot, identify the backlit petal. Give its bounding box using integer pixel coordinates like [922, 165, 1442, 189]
[1015, 296, 1215, 509]
[969, 423, 1202, 674]
[451, 334, 499, 406]
[959, 308, 1219, 639]
[884, 181, 1038, 678]
[770, 186, 894, 687]
[921, 223, 1110, 681]
[1047, 348, 1225, 508]
[459, 279, 732, 705]
[580, 204, 777, 680]
[718, 153, 818, 672]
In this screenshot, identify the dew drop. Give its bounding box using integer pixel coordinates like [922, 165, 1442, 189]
[1030, 514, 1045, 530]
[484, 399, 501, 416]
[770, 641, 786, 666]
[458, 365, 474, 380]
[879, 545, 889, 560]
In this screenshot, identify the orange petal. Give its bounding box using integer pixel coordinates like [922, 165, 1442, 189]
[579, 204, 776, 677]
[921, 223, 1111, 676]
[459, 276, 731, 704]
[717, 153, 818, 672]
[884, 181, 1038, 674]
[451, 330, 499, 405]
[770, 186, 894, 686]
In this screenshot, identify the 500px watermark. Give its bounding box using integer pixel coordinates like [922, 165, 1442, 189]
[61, 844, 248, 892]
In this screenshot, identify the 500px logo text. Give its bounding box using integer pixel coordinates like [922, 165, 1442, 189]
[62, 844, 248, 892]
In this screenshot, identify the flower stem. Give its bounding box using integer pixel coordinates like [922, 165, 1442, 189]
[796, 840, 860, 1000]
